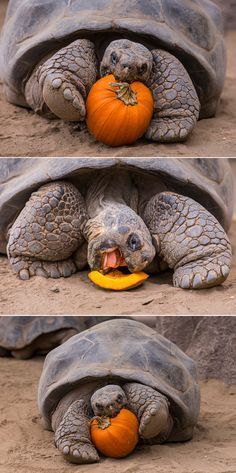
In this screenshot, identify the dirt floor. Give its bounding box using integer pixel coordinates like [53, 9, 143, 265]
[0, 0, 236, 157]
[0, 356, 235, 473]
[0, 219, 235, 316]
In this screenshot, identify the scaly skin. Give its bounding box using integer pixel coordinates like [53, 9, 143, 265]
[7, 174, 155, 280]
[91, 384, 128, 417]
[53, 382, 172, 464]
[123, 383, 173, 441]
[55, 399, 99, 464]
[6, 178, 232, 288]
[7, 181, 87, 280]
[91, 383, 172, 441]
[100, 39, 153, 83]
[25, 39, 97, 121]
[143, 191, 232, 289]
[84, 203, 155, 273]
[101, 39, 200, 142]
[84, 171, 155, 272]
[146, 49, 200, 142]
[25, 38, 200, 141]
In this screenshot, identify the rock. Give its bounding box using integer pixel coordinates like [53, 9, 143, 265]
[155, 316, 236, 384]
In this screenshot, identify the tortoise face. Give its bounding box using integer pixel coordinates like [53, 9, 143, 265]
[91, 385, 128, 417]
[84, 206, 156, 273]
[100, 39, 153, 83]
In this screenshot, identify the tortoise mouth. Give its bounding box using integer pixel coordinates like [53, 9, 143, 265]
[101, 247, 127, 273]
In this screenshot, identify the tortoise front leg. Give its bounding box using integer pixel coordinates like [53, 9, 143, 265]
[54, 399, 99, 464]
[25, 39, 97, 121]
[7, 181, 88, 280]
[123, 383, 173, 441]
[146, 49, 200, 142]
[143, 192, 232, 289]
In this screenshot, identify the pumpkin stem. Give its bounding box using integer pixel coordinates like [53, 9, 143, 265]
[109, 82, 138, 106]
[95, 416, 111, 430]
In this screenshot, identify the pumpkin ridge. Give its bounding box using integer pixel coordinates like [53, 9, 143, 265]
[86, 74, 154, 146]
[92, 100, 120, 137]
[88, 95, 117, 114]
[103, 103, 130, 143]
[104, 428, 137, 451]
[111, 106, 130, 144]
[91, 408, 139, 458]
[96, 103, 124, 143]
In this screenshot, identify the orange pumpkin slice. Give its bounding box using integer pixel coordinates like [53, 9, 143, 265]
[86, 74, 154, 147]
[90, 408, 139, 458]
[88, 269, 149, 291]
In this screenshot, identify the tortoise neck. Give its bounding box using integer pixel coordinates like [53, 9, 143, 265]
[85, 170, 138, 218]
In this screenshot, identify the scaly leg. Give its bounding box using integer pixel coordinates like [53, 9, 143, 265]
[146, 49, 200, 142]
[25, 39, 97, 120]
[123, 382, 173, 441]
[7, 181, 87, 280]
[144, 192, 232, 289]
[55, 399, 99, 464]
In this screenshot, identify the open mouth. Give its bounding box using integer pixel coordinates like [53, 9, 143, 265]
[101, 247, 127, 272]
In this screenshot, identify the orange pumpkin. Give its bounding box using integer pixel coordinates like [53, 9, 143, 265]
[90, 408, 139, 458]
[88, 269, 149, 291]
[86, 74, 154, 147]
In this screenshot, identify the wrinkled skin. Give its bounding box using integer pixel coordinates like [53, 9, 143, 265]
[24, 38, 200, 142]
[100, 40, 153, 83]
[91, 384, 128, 417]
[6, 171, 232, 289]
[53, 382, 172, 464]
[84, 204, 156, 273]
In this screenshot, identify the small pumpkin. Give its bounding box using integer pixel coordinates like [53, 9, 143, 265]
[86, 74, 154, 146]
[88, 269, 149, 290]
[90, 408, 139, 458]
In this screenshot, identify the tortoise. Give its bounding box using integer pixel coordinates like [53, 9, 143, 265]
[0, 316, 91, 359]
[0, 316, 125, 359]
[0, 157, 233, 290]
[0, 0, 226, 143]
[38, 318, 200, 464]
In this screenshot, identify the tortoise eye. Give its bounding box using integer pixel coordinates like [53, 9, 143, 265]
[111, 52, 118, 65]
[96, 403, 102, 409]
[140, 63, 147, 74]
[127, 233, 142, 251]
[117, 394, 123, 402]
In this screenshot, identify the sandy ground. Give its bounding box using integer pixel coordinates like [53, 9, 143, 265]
[0, 219, 235, 316]
[0, 0, 236, 157]
[0, 356, 235, 473]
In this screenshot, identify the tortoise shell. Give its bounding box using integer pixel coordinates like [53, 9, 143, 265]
[0, 0, 226, 115]
[38, 318, 200, 439]
[0, 316, 87, 352]
[0, 157, 233, 255]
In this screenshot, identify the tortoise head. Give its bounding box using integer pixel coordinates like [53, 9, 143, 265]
[84, 204, 155, 273]
[91, 385, 127, 417]
[100, 39, 153, 83]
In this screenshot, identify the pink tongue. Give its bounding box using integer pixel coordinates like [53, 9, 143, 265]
[105, 251, 118, 268]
